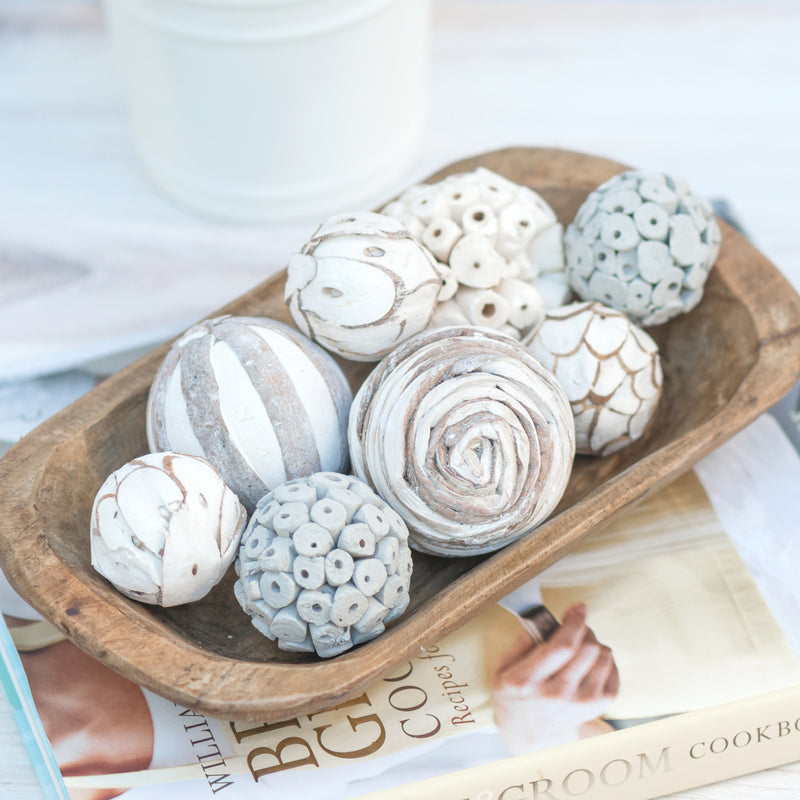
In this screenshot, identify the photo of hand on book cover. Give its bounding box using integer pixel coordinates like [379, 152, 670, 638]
[2, 415, 799, 800]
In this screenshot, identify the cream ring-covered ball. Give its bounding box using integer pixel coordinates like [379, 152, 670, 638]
[524, 302, 663, 456]
[91, 452, 247, 606]
[147, 316, 353, 512]
[382, 167, 571, 339]
[285, 212, 442, 361]
[348, 326, 576, 556]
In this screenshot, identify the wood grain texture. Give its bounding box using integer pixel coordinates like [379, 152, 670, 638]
[1, 147, 800, 723]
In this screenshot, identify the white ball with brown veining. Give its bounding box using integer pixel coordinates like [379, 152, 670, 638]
[348, 326, 576, 557]
[524, 302, 663, 456]
[285, 212, 442, 361]
[147, 316, 353, 512]
[91, 452, 247, 606]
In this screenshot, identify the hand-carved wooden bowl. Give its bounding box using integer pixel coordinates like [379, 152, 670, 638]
[2, 148, 800, 722]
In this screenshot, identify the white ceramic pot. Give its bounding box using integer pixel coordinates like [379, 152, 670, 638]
[103, 0, 430, 222]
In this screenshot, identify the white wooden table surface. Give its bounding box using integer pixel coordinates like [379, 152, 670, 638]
[1, 0, 800, 797]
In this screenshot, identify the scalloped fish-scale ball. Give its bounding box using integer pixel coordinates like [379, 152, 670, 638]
[633, 359, 664, 400]
[590, 408, 631, 455]
[147, 316, 353, 512]
[617, 327, 655, 372]
[593, 356, 628, 399]
[553, 345, 597, 404]
[525, 302, 662, 456]
[285, 212, 441, 362]
[629, 402, 659, 440]
[565, 170, 721, 326]
[523, 302, 592, 355]
[584, 310, 630, 356]
[603, 373, 640, 415]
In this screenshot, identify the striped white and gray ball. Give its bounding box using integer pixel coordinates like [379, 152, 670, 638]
[146, 316, 353, 512]
[234, 472, 413, 658]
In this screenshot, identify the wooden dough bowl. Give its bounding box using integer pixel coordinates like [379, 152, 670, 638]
[2, 147, 800, 722]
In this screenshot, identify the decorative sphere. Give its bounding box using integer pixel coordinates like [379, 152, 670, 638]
[564, 171, 721, 326]
[382, 167, 570, 338]
[285, 212, 441, 361]
[524, 302, 663, 456]
[348, 326, 576, 557]
[147, 316, 353, 512]
[234, 473, 413, 658]
[91, 452, 247, 606]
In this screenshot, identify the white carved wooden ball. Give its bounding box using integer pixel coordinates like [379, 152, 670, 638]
[147, 316, 353, 512]
[524, 302, 663, 456]
[285, 212, 441, 361]
[381, 167, 571, 338]
[349, 326, 576, 557]
[233, 473, 413, 658]
[91, 452, 247, 606]
[564, 170, 721, 326]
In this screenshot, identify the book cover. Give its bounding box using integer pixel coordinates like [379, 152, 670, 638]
[0, 612, 70, 799]
[1, 413, 799, 800]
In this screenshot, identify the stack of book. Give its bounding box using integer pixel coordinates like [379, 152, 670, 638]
[2, 412, 798, 800]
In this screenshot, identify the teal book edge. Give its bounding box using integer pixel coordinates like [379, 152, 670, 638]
[0, 616, 70, 800]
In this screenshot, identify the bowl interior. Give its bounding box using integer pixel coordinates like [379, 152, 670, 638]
[30, 184, 757, 667]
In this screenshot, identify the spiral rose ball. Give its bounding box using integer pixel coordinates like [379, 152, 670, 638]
[348, 327, 576, 556]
